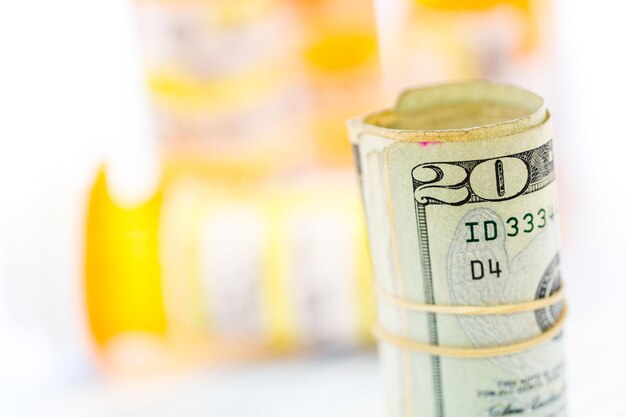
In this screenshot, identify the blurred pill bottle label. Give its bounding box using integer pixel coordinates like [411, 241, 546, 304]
[152, 77, 311, 178]
[279, 196, 368, 346]
[135, 0, 311, 177]
[158, 177, 374, 355]
[376, 0, 553, 97]
[134, 0, 299, 80]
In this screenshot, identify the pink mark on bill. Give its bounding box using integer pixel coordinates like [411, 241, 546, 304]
[418, 141, 442, 147]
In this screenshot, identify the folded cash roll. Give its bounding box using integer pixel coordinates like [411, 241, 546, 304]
[347, 81, 566, 417]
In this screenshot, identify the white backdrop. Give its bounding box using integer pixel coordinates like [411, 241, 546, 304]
[0, 0, 624, 415]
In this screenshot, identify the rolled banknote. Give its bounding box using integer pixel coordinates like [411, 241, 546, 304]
[348, 81, 566, 417]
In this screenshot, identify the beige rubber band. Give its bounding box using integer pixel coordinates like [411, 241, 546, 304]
[373, 304, 567, 358]
[374, 283, 567, 357]
[376, 284, 566, 316]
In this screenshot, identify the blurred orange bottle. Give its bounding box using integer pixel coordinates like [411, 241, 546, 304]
[85, 167, 168, 371]
[415, 0, 538, 50]
[375, 0, 553, 99]
[84, 0, 379, 374]
[297, 0, 382, 167]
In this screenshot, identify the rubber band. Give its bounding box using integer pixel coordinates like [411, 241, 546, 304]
[373, 283, 567, 357]
[373, 304, 567, 358]
[376, 284, 565, 316]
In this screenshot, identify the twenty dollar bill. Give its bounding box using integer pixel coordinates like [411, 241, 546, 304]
[348, 82, 566, 417]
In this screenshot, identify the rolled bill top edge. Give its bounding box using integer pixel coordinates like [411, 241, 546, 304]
[348, 80, 548, 143]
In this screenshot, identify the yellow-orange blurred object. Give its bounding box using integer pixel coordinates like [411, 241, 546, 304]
[416, 0, 538, 52]
[299, 0, 382, 167]
[417, 0, 530, 10]
[306, 32, 376, 73]
[376, 0, 552, 99]
[136, 0, 382, 171]
[85, 168, 166, 348]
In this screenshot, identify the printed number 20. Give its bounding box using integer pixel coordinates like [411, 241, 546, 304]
[413, 157, 530, 205]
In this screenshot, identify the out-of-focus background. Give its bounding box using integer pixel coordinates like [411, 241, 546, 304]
[0, 0, 623, 415]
